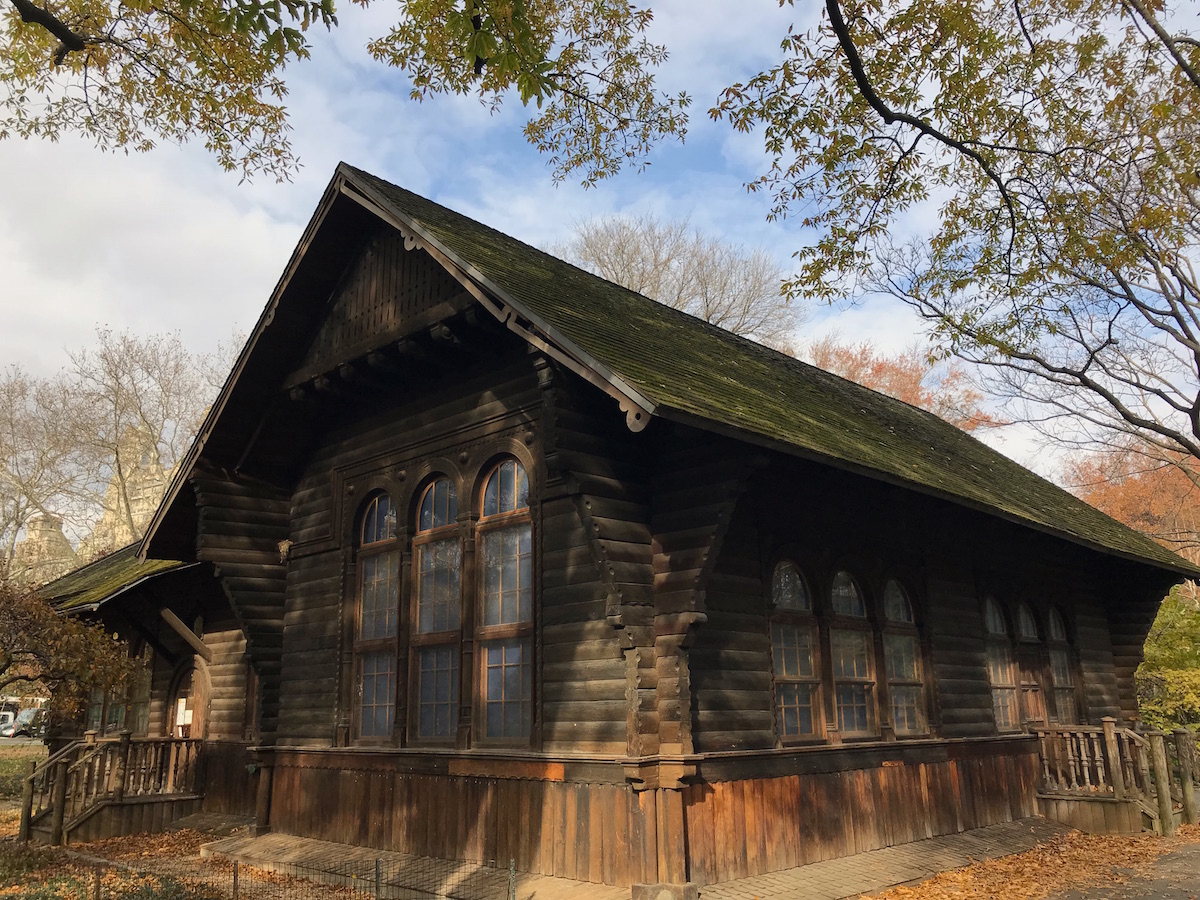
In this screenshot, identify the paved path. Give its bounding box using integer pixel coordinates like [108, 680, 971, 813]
[699, 818, 1071, 900]
[1045, 842, 1200, 900]
[203, 817, 1070, 900]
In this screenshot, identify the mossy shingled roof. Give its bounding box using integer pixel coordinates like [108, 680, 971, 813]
[41, 543, 190, 612]
[344, 164, 1199, 578]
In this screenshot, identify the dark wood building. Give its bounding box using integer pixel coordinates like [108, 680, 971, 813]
[45, 165, 1200, 891]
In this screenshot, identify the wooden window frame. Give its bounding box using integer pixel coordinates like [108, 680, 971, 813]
[408, 477, 463, 746]
[1046, 607, 1079, 725]
[881, 579, 927, 737]
[768, 560, 824, 745]
[474, 459, 535, 746]
[984, 597, 1020, 733]
[828, 571, 878, 740]
[353, 492, 400, 744]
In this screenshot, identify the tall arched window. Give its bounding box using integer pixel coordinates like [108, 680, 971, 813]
[477, 459, 533, 740]
[985, 597, 1019, 732]
[829, 571, 876, 736]
[1015, 602, 1046, 725]
[1047, 607, 1077, 724]
[356, 492, 398, 740]
[769, 561, 821, 741]
[883, 580, 926, 735]
[412, 477, 461, 741]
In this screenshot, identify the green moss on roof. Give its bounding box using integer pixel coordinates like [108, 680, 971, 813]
[345, 164, 1199, 578]
[41, 543, 188, 612]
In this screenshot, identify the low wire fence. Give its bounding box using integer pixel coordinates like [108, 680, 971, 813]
[0, 843, 519, 900]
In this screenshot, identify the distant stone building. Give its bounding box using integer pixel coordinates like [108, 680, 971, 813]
[9, 427, 173, 586]
[8, 514, 78, 586]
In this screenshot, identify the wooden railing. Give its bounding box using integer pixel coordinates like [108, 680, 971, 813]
[19, 733, 204, 844]
[1036, 717, 1199, 834]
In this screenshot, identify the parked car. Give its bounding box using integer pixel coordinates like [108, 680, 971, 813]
[0, 710, 13, 734]
[0, 708, 45, 738]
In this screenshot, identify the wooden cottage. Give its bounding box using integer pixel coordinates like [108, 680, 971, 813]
[34, 165, 1200, 891]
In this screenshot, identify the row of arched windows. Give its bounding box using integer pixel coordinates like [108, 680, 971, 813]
[768, 562, 926, 742]
[984, 597, 1076, 730]
[352, 458, 533, 744]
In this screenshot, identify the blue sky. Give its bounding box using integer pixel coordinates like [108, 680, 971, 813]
[0, 1, 1037, 467]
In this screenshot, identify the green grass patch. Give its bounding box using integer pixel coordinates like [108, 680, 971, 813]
[0, 745, 46, 799]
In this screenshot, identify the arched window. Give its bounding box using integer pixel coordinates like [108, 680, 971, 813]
[829, 571, 876, 736]
[769, 561, 821, 741]
[985, 597, 1019, 732]
[1015, 602, 1046, 725]
[411, 477, 461, 741]
[356, 492, 398, 740]
[882, 580, 926, 735]
[477, 459, 533, 740]
[1047, 607, 1077, 724]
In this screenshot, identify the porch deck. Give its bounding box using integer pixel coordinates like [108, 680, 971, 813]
[200, 817, 1070, 900]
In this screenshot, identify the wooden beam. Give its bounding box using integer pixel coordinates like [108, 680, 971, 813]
[116, 611, 179, 667]
[160, 608, 213, 662]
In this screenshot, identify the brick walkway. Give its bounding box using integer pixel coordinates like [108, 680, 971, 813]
[201, 817, 1070, 900]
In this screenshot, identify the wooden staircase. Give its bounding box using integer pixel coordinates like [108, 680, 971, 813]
[19, 733, 205, 845]
[1035, 718, 1198, 835]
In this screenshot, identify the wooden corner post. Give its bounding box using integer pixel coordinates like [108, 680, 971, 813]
[49, 759, 69, 846]
[18, 760, 35, 842]
[1102, 718, 1126, 801]
[1173, 729, 1198, 826]
[1148, 731, 1176, 836]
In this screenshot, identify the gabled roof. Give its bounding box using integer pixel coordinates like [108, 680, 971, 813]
[143, 163, 1200, 579]
[41, 543, 192, 613]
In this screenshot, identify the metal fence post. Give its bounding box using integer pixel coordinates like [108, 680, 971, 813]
[375, 858, 382, 900]
[508, 858, 516, 900]
[233, 860, 239, 900]
[92, 864, 102, 900]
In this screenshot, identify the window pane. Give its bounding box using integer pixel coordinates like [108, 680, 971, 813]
[987, 643, 1015, 687]
[776, 683, 817, 737]
[417, 646, 459, 739]
[361, 494, 395, 545]
[359, 551, 399, 640]
[891, 685, 925, 734]
[836, 683, 874, 734]
[1049, 648, 1073, 687]
[772, 562, 810, 611]
[993, 688, 1019, 731]
[417, 538, 461, 633]
[483, 638, 532, 738]
[1055, 689, 1078, 725]
[831, 572, 865, 617]
[483, 460, 529, 517]
[482, 524, 532, 626]
[1048, 608, 1068, 642]
[359, 652, 395, 738]
[1018, 604, 1038, 640]
[831, 629, 870, 679]
[884, 580, 913, 623]
[984, 598, 1007, 635]
[884, 633, 919, 681]
[771, 622, 815, 678]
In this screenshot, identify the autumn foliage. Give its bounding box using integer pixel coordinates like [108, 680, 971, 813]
[0, 577, 133, 718]
[803, 336, 994, 432]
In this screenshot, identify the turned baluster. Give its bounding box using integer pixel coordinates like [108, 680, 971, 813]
[1040, 732, 1056, 790]
[1078, 732, 1094, 789]
[1065, 730, 1080, 789]
[1091, 733, 1108, 792]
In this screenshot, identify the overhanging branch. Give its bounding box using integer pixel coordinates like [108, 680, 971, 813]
[8, 0, 86, 64]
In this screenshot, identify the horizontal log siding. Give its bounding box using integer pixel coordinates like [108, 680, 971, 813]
[268, 762, 656, 886]
[690, 499, 773, 752]
[1073, 595, 1120, 720]
[925, 572, 993, 738]
[683, 741, 1041, 885]
[193, 473, 290, 742]
[541, 382, 649, 755]
[276, 551, 344, 744]
[202, 620, 251, 741]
